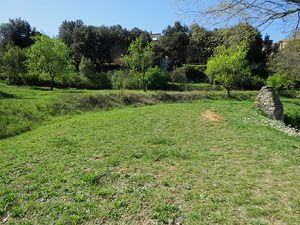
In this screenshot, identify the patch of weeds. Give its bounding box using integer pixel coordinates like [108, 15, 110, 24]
[249, 220, 268, 225]
[104, 156, 120, 167]
[162, 180, 171, 187]
[130, 149, 146, 159]
[11, 207, 24, 218]
[184, 192, 193, 201]
[145, 148, 168, 161]
[113, 200, 128, 210]
[96, 188, 115, 200]
[151, 203, 180, 224]
[147, 137, 175, 146]
[129, 174, 154, 187]
[1, 192, 17, 211]
[82, 174, 101, 185]
[246, 206, 275, 217]
[109, 210, 121, 220]
[73, 194, 88, 202]
[49, 136, 78, 148]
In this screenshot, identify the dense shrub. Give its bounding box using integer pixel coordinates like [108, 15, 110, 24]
[110, 70, 141, 90]
[266, 73, 291, 91]
[168, 67, 188, 86]
[182, 64, 208, 83]
[145, 66, 168, 90]
[78, 57, 111, 89]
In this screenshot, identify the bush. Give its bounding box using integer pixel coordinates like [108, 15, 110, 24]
[278, 90, 297, 98]
[266, 73, 291, 91]
[78, 57, 111, 89]
[182, 64, 208, 83]
[145, 66, 168, 90]
[168, 67, 188, 86]
[236, 75, 265, 90]
[110, 70, 141, 90]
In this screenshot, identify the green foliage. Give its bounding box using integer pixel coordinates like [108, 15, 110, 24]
[269, 39, 300, 89]
[188, 24, 216, 63]
[121, 38, 155, 91]
[0, 18, 39, 49]
[1, 41, 27, 84]
[205, 41, 251, 97]
[79, 56, 96, 78]
[76, 56, 111, 89]
[25, 35, 76, 90]
[145, 66, 168, 90]
[160, 21, 190, 64]
[151, 204, 180, 224]
[182, 64, 208, 83]
[266, 73, 291, 91]
[110, 70, 141, 90]
[168, 67, 188, 86]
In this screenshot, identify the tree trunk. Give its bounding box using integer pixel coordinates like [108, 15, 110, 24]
[142, 71, 146, 92]
[226, 88, 230, 98]
[50, 76, 54, 91]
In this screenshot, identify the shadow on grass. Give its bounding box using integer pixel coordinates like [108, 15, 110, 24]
[31, 87, 52, 91]
[284, 114, 300, 129]
[31, 87, 88, 94]
[0, 90, 16, 99]
[62, 90, 89, 94]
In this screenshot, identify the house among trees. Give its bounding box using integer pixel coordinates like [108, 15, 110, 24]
[150, 33, 161, 46]
[278, 39, 288, 49]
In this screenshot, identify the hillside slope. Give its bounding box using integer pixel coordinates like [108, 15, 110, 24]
[1, 100, 300, 224]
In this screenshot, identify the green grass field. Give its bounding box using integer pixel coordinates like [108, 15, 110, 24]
[0, 83, 261, 139]
[1, 84, 300, 224]
[1, 83, 300, 224]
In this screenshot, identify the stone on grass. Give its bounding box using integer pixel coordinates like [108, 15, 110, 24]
[254, 86, 284, 121]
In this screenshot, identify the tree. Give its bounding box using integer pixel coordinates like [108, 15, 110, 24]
[145, 66, 168, 90]
[269, 39, 300, 89]
[121, 38, 155, 91]
[129, 27, 151, 45]
[160, 22, 190, 64]
[0, 18, 39, 49]
[58, 20, 84, 48]
[175, 0, 300, 33]
[188, 24, 216, 63]
[25, 36, 75, 91]
[205, 41, 251, 97]
[168, 67, 188, 87]
[1, 41, 26, 84]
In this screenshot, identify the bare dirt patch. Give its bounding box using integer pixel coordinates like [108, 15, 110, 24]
[201, 110, 224, 122]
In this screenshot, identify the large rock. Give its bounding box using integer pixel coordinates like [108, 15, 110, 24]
[254, 86, 284, 121]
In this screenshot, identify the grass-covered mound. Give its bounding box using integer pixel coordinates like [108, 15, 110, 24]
[1, 100, 300, 224]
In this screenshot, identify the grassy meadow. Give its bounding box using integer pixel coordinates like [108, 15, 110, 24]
[1, 83, 300, 224]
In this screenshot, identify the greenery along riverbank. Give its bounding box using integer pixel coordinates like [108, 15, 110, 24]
[1, 99, 300, 224]
[0, 83, 261, 139]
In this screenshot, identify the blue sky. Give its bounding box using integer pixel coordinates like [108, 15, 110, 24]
[0, 0, 288, 42]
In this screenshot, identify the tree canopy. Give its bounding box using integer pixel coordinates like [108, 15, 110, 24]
[122, 38, 155, 91]
[1, 41, 26, 84]
[269, 39, 300, 88]
[25, 36, 75, 90]
[0, 18, 39, 49]
[205, 41, 251, 97]
[175, 0, 300, 33]
[160, 22, 190, 64]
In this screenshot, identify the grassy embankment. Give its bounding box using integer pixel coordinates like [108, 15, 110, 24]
[1, 96, 300, 224]
[0, 83, 259, 139]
